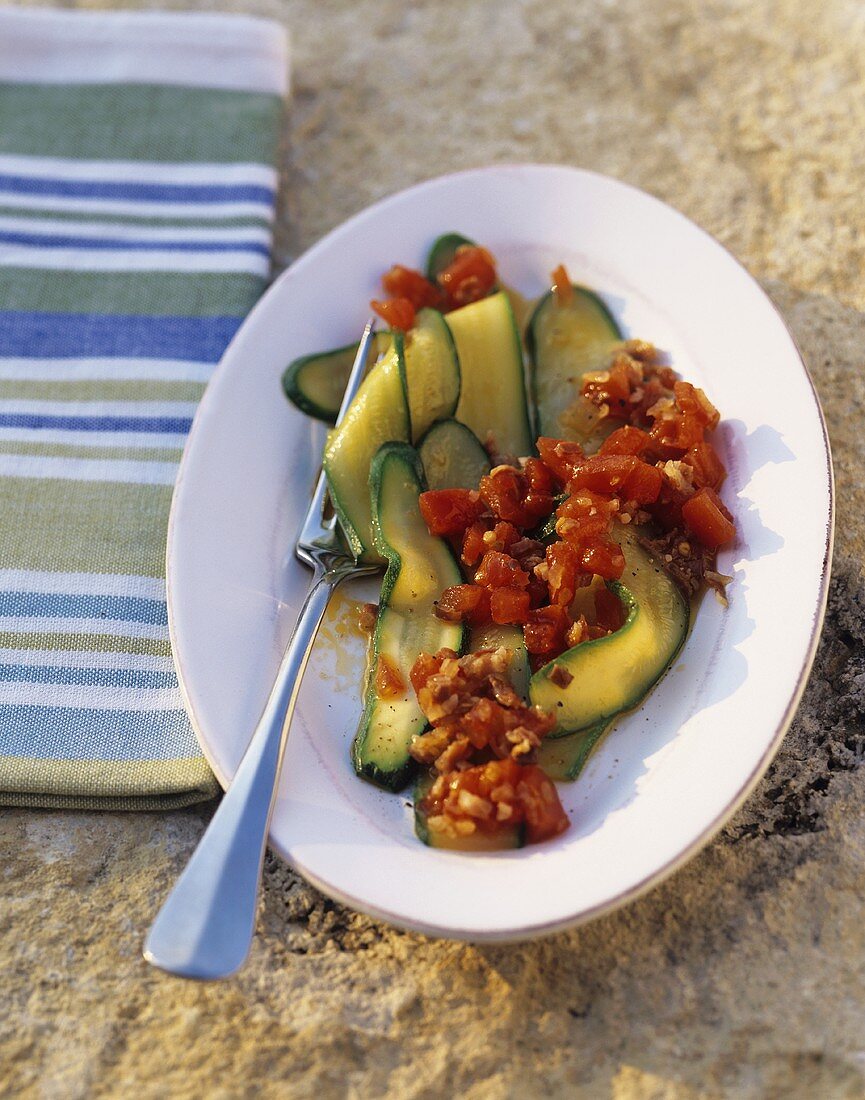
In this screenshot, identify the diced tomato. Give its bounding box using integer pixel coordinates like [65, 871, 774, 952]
[475, 550, 529, 589]
[550, 263, 573, 306]
[682, 440, 726, 490]
[674, 381, 720, 431]
[437, 246, 497, 309]
[567, 454, 663, 504]
[599, 425, 655, 458]
[421, 758, 569, 843]
[595, 585, 626, 633]
[682, 487, 736, 549]
[479, 466, 553, 527]
[546, 541, 580, 607]
[375, 656, 405, 699]
[515, 763, 571, 843]
[490, 586, 531, 625]
[523, 604, 570, 657]
[581, 357, 639, 418]
[409, 649, 454, 696]
[556, 490, 617, 541]
[435, 584, 490, 625]
[370, 296, 416, 331]
[419, 489, 485, 536]
[579, 539, 625, 580]
[536, 437, 586, 485]
[523, 456, 556, 494]
[461, 520, 490, 566]
[487, 521, 521, 553]
[381, 264, 444, 310]
[650, 381, 719, 451]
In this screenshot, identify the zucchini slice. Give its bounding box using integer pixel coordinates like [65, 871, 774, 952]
[323, 333, 410, 561]
[404, 308, 461, 442]
[352, 443, 464, 790]
[413, 772, 525, 850]
[282, 333, 390, 423]
[467, 622, 529, 699]
[418, 418, 491, 491]
[425, 232, 477, 282]
[530, 527, 688, 735]
[446, 291, 534, 459]
[537, 719, 610, 781]
[526, 285, 622, 449]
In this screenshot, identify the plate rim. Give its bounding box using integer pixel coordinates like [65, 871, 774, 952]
[166, 163, 835, 941]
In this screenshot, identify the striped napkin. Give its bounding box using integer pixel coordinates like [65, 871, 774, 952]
[0, 8, 288, 809]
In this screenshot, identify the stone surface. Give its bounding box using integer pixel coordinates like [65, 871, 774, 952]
[3, 1, 865, 1097]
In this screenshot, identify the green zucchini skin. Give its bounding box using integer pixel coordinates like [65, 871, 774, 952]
[425, 233, 477, 281]
[526, 284, 622, 448]
[323, 333, 411, 561]
[537, 719, 610, 781]
[530, 527, 689, 736]
[417, 418, 491, 491]
[413, 772, 526, 850]
[445, 290, 534, 460]
[351, 443, 464, 791]
[282, 332, 390, 424]
[404, 308, 461, 442]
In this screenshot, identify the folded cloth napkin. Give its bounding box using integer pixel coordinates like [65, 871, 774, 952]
[0, 8, 289, 809]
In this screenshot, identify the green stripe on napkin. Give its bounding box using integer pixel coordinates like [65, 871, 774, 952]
[0, 8, 289, 810]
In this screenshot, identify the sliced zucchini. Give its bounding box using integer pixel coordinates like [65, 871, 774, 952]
[446, 291, 533, 459]
[352, 443, 464, 790]
[282, 332, 390, 423]
[418, 418, 491, 491]
[323, 334, 410, 561]
[537, 719, 610, 781]
[526, 285, 622, 449]
[404, 308, 461, 442]
[468, 622, 529, 699]
[425, 232, 477, 281]
[413, 772, 525, 850]
[529, 526, 688, 735]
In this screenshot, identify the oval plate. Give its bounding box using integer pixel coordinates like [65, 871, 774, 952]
[168, 165, 833, 941]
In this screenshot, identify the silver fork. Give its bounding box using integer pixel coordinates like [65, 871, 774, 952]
[144, 319, 381, 981]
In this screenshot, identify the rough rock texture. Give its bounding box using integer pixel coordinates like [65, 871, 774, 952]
[3, 1, 865, 1097]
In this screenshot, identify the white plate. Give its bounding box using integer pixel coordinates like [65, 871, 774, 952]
[168, 165, 833, 941]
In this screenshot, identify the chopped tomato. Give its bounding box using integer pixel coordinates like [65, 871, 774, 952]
[550, 263, 574, 306]
[681, 487, 736, 548]
[567, 454, 663, 504]
[490, 586, 531, 625]
[545, 541, 580, 607]
[419, 489, 485, 536]
[579, 539, 625, 581]
[594, 585, 626, 633]
[486, 521, 521, 553]
[381, 264, 443, 310]
[523, 456, 556, 494]
[370, 296, 416, 331]
[437, 245, 497, 309]
[536, 437, 585, 485]
[556, 489, 617, 540]
[581, 356, 640, 418]
[420, 758, 569, 843]
[435, 584, 490, 625]
[514, 763, 571, 842]
[461, 520, 490, 566]
[479, 466, 553, 527]
[524, 604, 570, 658]
[375, 656, 405, 699]
[599, 425, 656, 458]
[682, 440, 726, 490]
[475, 550, 529, 589]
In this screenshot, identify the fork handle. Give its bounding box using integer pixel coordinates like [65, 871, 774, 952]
[144, 564, 354, 980]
